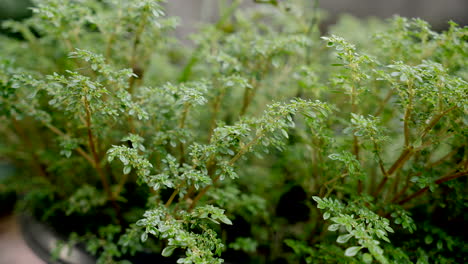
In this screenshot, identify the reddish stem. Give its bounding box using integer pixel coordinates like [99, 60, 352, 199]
[398, 170, 467, 205]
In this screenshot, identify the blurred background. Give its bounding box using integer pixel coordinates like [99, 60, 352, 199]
[1, 0, 467, 40]
[167, 0, 468, 39]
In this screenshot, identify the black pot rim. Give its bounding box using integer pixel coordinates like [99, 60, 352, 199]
[19, 214, 95, 264]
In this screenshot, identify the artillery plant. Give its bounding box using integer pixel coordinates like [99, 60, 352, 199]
[0, 0, 467, 264]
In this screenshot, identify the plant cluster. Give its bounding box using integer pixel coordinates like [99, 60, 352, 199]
[0, 0, 466, 263]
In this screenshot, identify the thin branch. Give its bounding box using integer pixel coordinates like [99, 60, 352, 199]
[319, 173, 345, 197]
[350, 84, 362, 193]
[83, 98, 112, 199]
[239, 81, 255, 117]
[373, 146, 414, 197]
[166, 162, 201, 208]
[419, 106, 457, 139]
[390, 143, 462, 202]
[179, 103, 190, 129]
[391, 172, 421, 203]
[403, 99, 413, 148]
[42, 121, 95, 166]
[387, 146, 414, 176]
[398, 170, 467, 205]
[374, 141, 388, 178]
[228, 135, 262, 166]
[83, 97, 122, 222]
[239, 62, 265, 117]
[208, 84, 227, 142]
[178, 103, 190, 164]
[165, 182, 184, 208]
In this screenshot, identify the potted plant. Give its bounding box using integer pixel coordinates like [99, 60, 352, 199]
[1, 0, 466, 263]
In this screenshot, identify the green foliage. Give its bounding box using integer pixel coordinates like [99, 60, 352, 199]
[313, 196, 394, 263]
[66, 185, 107, 215]
[228, 237, 258, 253]
[0, 0, 467, 263]
[136, 205, 226, 263]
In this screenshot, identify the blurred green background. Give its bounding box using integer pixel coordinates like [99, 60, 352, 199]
[0, 0, 32, 20]
[1, 0, 467, 39]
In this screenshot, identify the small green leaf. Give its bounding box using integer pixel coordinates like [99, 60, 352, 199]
[141, 232, 148, 242]
[119, 155, 129, 165]
[227, 148, 235, 156]
[312, 196, 321, 203]
[323, 212, 330, 220]
[328, 224, 340, 231]
[384, 226, 394, 233]
[400, 74, 408, 82]
[344, 246, 362, 257]
[337, 234, 353, 243]
[219, 215, 233, 225]
[362, 253, 373, 264]
[123, 165, 132, 175]
[281, 129, 289, 138]
[424, 235, 433, 244]
[162, 246, 177, 257]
